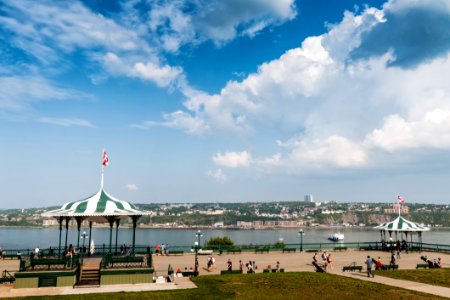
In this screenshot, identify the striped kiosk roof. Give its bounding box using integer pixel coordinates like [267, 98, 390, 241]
[374, 216, 430, 232]
[42, 188, 148, 221]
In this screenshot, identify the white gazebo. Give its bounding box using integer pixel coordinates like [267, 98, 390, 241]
[374, 212, 429, 248]
[42, 154, 149, 256]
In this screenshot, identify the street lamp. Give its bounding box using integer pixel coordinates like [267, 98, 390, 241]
[193, 230, 203, 273]
[80, 231, 88, 265]
[298, 229, 305, 252]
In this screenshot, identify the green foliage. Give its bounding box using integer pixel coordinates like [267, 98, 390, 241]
[273, 241, 285, 249]
[205, 236, 234, 248]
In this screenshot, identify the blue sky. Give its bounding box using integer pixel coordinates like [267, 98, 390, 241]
[1, 0, 450, 208]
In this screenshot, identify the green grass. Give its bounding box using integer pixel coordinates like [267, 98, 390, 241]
[17, 272, 444, 300]
[375, 268, 450, 289]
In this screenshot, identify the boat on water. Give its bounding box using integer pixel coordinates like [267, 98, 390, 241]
[328, 233, 344, 242]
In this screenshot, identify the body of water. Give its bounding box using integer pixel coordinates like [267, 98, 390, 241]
[1, 227, 449, 250]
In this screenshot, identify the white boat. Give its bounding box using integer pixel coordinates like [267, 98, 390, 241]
[328, 233, 344, 242]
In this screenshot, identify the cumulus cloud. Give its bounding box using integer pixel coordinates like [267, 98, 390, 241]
[213, 151, 252, 168]
[207, 168, 227, 183]
[159, 0, 450, 172]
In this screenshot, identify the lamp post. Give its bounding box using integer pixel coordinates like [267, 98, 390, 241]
[298, 229, 305, 252]
[80, 231, 88, 265]
[193, 230, 203, 273]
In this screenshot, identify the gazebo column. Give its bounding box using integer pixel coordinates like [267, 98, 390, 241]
[58, 217, 63, 257]
[75, 217, 83, 249]
[88, 221, 93, 256]
[64, 217, 70, 249]
[131, 216, 140, 255]
[107, 217, 115, 254]
[115, 219, 120, 255]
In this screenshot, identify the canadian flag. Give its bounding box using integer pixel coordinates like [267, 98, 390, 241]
[102, 151, 109, 167]
[397, 195, 405, 204]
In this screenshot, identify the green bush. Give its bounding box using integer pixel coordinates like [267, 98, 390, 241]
[205, 236, 234, 249]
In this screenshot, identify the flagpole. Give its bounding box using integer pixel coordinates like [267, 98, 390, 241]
[101, 149, 104, 189]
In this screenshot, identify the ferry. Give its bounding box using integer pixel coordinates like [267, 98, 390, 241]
[328, 233, 344, 242]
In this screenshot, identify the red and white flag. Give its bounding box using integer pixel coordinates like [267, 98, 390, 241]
[102, 151, 109, 167]
[397, 195, 405, 204]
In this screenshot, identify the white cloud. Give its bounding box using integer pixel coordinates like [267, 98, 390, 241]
[38, 117, 95, 128]
[1, 0, 183, 87]
[102, 52, 182, 87]
[160, 1, 450, 172]
[0, 75, 93, 114]
[207, 168, 227, 183]
[145, 0, 296, 51]
[126, 183, 139, 190]
[213, 151, 252, 168]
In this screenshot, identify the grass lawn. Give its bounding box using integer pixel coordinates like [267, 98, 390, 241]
[375, 268, 450, 288]
[17, 272, 444, 300]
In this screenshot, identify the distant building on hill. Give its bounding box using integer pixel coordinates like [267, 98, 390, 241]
[384, 204, 409, 214]
[304, 194, 314, 202]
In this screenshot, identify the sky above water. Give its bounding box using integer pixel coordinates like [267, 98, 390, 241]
[1, 0, 450, 208]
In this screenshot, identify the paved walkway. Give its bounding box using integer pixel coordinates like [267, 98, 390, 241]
[333, 270, 450, 299]
[0, 277, 197, 298]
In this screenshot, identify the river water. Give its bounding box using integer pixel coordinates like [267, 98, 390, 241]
[1, 227, 449, 250]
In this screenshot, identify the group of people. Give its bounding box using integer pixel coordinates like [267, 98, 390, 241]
[312, 251, 333, 271]
[155, 243, 170, 255]
[421, 255, 443, 268]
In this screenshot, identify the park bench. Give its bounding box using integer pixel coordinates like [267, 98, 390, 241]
[306, 249, 319, 253]
[342, 266, 363, 272]
[334, 247, 347, 251]
[282, 248, 296, 253]
[182, 271, 199, 277]
[359, 246, 372, 251]
[1, 254, 19, 260]
[109, 256, 144, 268]
[255, 247, 270, 254]
[226, 249, 242, 254]
[31, 258, 68, 270]
[169, 250, 184, 255]
[383, 264, 399, 270]
[220, 270, 243, 275]
[263, 268, 285, 273]
[416, 264, 429, 269]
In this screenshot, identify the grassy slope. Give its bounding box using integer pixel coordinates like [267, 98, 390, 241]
[18, 273, 443, 300]
[376, 268, 450, 289]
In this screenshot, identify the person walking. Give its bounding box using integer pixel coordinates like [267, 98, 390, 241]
[365, 255, 375, 278]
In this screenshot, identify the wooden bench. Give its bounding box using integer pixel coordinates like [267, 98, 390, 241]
[416, 264, 429, 269]
[342, 266, 363, 272]
[169, 250, 184, 255]
[255, 248, 270, 254]
[334, 247, 347, 251]
[226, 249, 242, 254]
[110, 256, 144, 267]
[182, 271, 199, 277]
[31, 258, 68, 270]
[282, 248, 296, 253]
[220, 270, 243, 275]
[306, 249, 319, 253]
